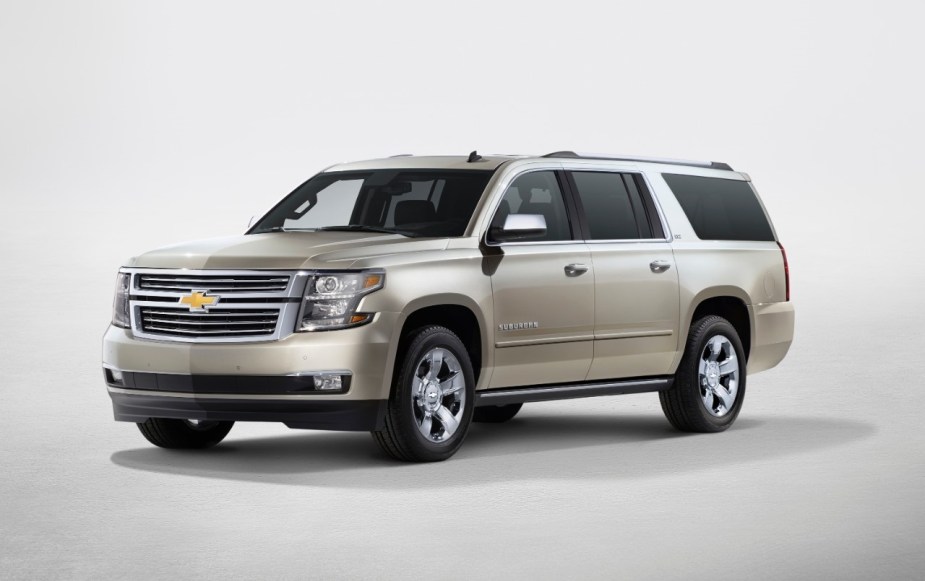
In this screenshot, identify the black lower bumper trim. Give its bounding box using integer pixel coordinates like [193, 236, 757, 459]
[107, 370, 350, 395]
[109, 392, 386, 431]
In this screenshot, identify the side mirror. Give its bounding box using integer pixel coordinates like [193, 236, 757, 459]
[491, 214, 547, 242]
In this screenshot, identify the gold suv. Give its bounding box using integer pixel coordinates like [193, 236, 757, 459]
[103, 151, 795, 461]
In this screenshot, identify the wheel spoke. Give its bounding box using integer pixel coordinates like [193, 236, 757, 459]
[419, 413, 433, 436]
[719, 356, 738, 376]
[435, 406, 459, 438]
[702, 390, 715, 412]
[427, 349, 444, 381]
[699, 357, 708, 376]
[714, 385, 734, 410]
[440, 371, 464, 396]
[708, 336, 724, 361]
[411, 376, 425, 400]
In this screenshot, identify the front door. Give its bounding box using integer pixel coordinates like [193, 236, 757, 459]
[486, 170, 594, 388]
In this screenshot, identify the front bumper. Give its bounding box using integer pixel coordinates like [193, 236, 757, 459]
[102, 311, 398, 399]
[108, 388, 386, 430]
[103, 312, 398, 430]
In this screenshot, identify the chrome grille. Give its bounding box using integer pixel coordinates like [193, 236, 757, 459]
[140, 307, 280, 337]
[138, 274, 290, 293]
[127, 269, 308, 343]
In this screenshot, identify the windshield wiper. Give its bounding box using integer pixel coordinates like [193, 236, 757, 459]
[253, 226, 316, 233]
[318, 225, 412, 237]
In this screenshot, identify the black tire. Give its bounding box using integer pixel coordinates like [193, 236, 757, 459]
[660, 315, 747, 433]
[137, 418, 234, 449]
[473, 403, 523, 423]
[372, 326, 476, 462]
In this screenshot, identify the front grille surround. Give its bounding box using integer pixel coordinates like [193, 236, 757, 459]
[124, 269, 310, 343]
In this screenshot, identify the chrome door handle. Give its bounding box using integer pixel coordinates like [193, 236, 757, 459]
[564, 263, 590, 277]
[650, 260, 672, 273]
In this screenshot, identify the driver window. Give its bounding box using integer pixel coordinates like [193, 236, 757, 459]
[490, 171, 571, 242]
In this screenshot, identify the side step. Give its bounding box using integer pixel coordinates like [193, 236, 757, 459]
[475, 377, 672, 407]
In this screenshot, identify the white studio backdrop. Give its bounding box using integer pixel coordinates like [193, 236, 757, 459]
[2, 1, 924, 579]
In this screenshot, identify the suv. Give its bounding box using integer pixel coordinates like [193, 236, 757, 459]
[104, 151, 794, 462]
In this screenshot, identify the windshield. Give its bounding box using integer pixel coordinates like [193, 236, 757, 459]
[249, 170, 495, 238]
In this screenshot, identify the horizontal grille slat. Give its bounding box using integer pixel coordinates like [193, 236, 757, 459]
[141, 310, 279, 318]
[142, 317, 278, 326]
[143, 325, 278, 335]
[139, 307, 281, 338]
[138, 274, 290, 293]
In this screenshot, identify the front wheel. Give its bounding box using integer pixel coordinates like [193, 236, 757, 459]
[137, 418, 234, 449]
[372, 326, 475, 462]
[660, 315, 746, 433]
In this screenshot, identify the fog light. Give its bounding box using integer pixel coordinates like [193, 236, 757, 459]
[313, 374, 343, 391]
[111, 369, 124, 383]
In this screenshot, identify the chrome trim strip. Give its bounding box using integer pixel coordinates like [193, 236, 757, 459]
[495, 334, 594, 348]
[593, 329, 674, 340]
[106, 386, 347, 401]
[476, 377, 671, 406]
[286, 369, 353, 377]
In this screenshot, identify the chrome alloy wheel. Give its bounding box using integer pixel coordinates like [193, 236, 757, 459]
[411, 347, 466, 442]
[699, 334, 740, 417]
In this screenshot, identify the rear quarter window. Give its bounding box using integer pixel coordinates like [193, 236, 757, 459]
[662, 173, 775, 241]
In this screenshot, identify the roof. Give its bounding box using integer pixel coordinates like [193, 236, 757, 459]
[325, 152, 733, 172]
[326, 155, 517, 172]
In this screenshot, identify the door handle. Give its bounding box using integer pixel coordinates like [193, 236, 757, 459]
[650, 260, 672, 273]
[564, 263, 590, 277]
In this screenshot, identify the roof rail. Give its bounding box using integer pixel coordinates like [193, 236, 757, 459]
[541, 151, 733, 171]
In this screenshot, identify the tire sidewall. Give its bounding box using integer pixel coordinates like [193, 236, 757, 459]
[393, 327, 476, 459]
[684, 318, 747, 430]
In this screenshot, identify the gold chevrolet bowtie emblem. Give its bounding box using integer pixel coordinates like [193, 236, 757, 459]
[179, 291, 218, 311]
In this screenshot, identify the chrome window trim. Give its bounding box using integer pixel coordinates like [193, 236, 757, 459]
[480, 164, 674, 247]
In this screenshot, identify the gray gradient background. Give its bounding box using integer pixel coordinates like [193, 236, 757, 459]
[2, 1, 924, 579]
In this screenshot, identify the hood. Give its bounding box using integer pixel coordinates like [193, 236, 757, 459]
[127, 232, 451, 270]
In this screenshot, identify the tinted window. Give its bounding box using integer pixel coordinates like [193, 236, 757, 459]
[662, 174, 775, 241]
[571, 172, 640, 240]
[490, 171, 572, 242]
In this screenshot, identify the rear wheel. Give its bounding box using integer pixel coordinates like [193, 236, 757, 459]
[373, 326, 475, 462]
[137, 418, 234, 449]
[473, 403, 523, 423]
[660, 315, 746, 432]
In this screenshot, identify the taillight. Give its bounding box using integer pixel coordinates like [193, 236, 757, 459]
[776, 241, 790, 301]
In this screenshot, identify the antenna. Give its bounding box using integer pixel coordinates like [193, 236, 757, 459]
[467, 150, 483, 163]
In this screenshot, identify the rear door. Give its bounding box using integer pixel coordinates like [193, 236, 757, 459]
[565, 170, 680, 379]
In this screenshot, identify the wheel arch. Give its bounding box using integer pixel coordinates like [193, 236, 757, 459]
[680, 287, 753, 363]
[383, 295, 489, 397]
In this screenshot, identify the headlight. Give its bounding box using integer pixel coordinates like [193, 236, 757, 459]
[112, 272, 131, 329]
[298, 271, 384, 331]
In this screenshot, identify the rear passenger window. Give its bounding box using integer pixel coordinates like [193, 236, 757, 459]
[662, 174, 774, 241]
[570, 172, 640, 240]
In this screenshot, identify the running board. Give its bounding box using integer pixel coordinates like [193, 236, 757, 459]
[475, 377, 672, 407]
